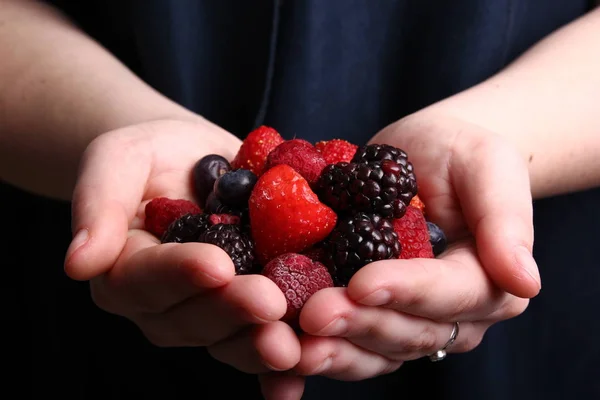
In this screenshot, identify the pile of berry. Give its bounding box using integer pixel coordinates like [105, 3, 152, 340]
[144, 126, 447, 324]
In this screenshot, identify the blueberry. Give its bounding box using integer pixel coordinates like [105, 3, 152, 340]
[214, 169, 258, 207]
[205, 191, 239, 216]
[192, 154, 231, 207]
[427, 222, 447, 257]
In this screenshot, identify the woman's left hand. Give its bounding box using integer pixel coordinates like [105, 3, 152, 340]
[295, 112, 539, 381]
[258, 112, 542, 398]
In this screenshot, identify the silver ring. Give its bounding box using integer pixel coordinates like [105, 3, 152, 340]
[428, 321, 460, 362]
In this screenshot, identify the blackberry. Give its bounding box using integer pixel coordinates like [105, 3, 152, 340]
[316, 160, 414, 219]
[199, 223, 255, 274]
[352, 143, 418, 198]
[324, 213, 401, 286]
[161, 213, 210, 243]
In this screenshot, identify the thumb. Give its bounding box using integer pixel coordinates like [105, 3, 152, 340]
[452, 135, 541, 298]
[64, 133, 151, 281]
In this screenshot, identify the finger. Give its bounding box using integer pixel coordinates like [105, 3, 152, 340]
[259, 372, 305, 400]
[207, 321, 301, 374]
[301, 288, 485, 360]
[132, 275, 288, 347]
[295, 336, 402, 381]
[65, 132, 152, 280]
[91, 231, 236, 315]
[346, 243, 530, 322]
[452, 134, 541, 298]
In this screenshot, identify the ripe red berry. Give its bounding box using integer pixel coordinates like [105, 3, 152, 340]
[262, 253, 334, 324]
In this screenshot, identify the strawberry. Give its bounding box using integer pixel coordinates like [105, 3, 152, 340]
[263, 253, 334, 324]
[231, 125, 284, 176]
[264, 139, 327, 186]
[249, 164, 338, 265]
[315, 139, 358, 165]
[392, 205, 434, 259]
[409, 194, 426, 214]
[144, 197, 201, 238]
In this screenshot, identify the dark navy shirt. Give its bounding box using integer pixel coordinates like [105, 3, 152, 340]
[7, 1, 599, 399]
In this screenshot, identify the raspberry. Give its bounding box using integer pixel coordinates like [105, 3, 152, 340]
[316, 160, 413, 219]
[208, 214, 240, 226]
[198, 223, 255, 274]
[265, 139, 327, 186]
[315, 139, 358, 165]
[249, 164, 337, 265]
[324, 213, 401, 286]
[161, 213, 210, 243]
[231, 125, 284, 176]
[392, 206, 434, 259]
[145, 197, 202, 238]
[262, 253, 334, 324]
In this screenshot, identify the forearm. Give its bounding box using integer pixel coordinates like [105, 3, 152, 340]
[423, 7, 600, 199]
[0, 0, 202, 200]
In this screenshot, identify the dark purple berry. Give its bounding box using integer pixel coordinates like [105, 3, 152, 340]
[205, 192, 242, 216]
[192, 154, 231, 207]
[352, 144, 418, 196]
[198, 223, 255, 274]
[427, 222, 447, 257]
[214, 169, 257, 207]
[324, 213, 401, 286]
[161, 213, 210, 243]
[316, 160, 414, 219]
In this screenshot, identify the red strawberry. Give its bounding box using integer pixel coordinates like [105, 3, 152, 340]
[249, 164, 338, 265]
[264, 139, 327, 186]
[263, 253, 334, 324]
[392, 205, 434, 259]
[231, 125, 284, 176]
[145, 197, 201, 238]
[315, 139, 358, 164]
[409, 194, 426, 214]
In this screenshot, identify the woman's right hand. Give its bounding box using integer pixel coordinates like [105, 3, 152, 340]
[63, 118, 301, 374]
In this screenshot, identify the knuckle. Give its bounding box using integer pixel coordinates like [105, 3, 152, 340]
[173, 319, 220, 347]
[501, 298, 530, 320]
[103, 273, 170, 315]
[402, 324, 439, 355]
[395, 285, 428, 311]
[447, 289, 479, 321]
[89, 278, 119, 314]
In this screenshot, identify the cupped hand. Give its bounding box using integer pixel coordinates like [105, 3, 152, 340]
[63, 118, 300, 374]
[290, 113, 541, 382]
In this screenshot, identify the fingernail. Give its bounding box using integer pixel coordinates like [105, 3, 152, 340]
[313, 357, 332, 374]
[66, 229, 89, 260]
[358, 289, 391, 306]
[317, 317, 348, 335]
[515, 246, 541, 289]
